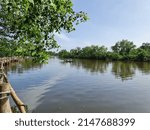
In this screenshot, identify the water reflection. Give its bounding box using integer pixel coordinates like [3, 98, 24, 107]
[6, 58, 150, 112]
[111, 62, 136, 81]
[61, 59, 109, 73]
[5, 59, 43, 74]
[5, 58, 150, 81]
[136, 62, 150, 74]
[61, 59, 150, 80]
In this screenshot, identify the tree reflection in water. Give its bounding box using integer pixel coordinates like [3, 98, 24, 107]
[61, 59, 150, 81]
[4, 58, 150, 81]
[61, 59, 109, 74]
[5, 59, 44, 74]
[111, 62, 136, 81]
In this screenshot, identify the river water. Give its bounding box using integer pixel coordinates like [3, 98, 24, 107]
[7, 57, 150, 112]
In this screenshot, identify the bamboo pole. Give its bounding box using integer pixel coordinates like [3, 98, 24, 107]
[0, 60, 26, 113]
[0, 83, 12, 113]
[9, 84, 26, 113]
[0, 73, 3, 84]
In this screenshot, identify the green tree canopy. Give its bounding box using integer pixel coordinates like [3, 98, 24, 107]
[111, 40, 136, 56]
[58, 41, 150, 62]
[140, 43, 150, 50]
[0, 0, 88, 62]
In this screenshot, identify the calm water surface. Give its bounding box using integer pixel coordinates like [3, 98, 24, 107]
[7, 57, 150, 112]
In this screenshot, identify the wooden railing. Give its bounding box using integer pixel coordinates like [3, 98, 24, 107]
[0, 57, 26, 113]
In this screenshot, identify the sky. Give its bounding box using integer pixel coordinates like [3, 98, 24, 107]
[55, 0, 150, 50]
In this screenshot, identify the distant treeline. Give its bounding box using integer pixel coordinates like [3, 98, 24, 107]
[58, 40, 150, 61]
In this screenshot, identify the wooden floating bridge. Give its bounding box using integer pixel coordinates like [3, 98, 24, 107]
[0, 57, 26, 113]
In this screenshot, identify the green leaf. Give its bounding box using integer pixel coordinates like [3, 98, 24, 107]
[50, 3, 56, 10]
[28, 0, 34, 4]
[0, 0, 88, 62]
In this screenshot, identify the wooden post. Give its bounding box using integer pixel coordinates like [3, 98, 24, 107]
[9, 84, 26, 113]
[0, 73, 3, 84]
[0, 58, 26, 113]
[0, 83, 12, 113]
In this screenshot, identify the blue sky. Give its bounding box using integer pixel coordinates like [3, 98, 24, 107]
[56, 0, 150, 50]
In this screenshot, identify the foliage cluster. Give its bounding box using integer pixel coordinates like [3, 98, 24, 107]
[0, 0, 88, 62]
[58, 40, 150, 61]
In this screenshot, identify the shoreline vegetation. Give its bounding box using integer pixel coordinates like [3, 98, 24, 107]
[58, 40, 150, 62]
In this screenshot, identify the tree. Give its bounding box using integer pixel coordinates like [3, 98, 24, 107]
[111, 40, 136, 56]
[140, 43, 150, 50]
[70, 47, 81, 58]
[94, 45, 107, 59]
[58, 49, 70, 58]
[0, 0, 88, 62]
[134, 43, 150, 61]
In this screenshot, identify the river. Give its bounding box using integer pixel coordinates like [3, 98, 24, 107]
[7, 57, 150, 112]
